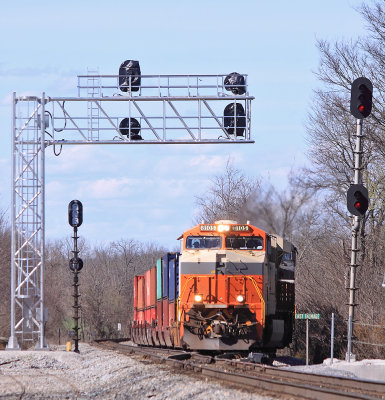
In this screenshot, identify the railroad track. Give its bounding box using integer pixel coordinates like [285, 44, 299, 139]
[93, 339, 385, 400]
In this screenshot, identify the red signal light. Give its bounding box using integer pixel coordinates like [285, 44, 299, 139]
[347, 184, 369, 216]
[350, 77, 373, 119]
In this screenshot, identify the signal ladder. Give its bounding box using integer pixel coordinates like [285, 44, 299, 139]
[87, 68, 100, 141]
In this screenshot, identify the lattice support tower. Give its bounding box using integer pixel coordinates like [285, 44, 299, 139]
[8, 72, 254, 349]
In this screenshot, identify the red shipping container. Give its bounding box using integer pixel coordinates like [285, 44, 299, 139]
[137, 276, 145, 310]
[133, 276, 138, 308]
[169, 301, 175, 324]
[156, 301, 162, 329]
[156, 300, 166, 346]
[145, 308, 151, 324]
[150, 267, 157, 306]
[162, 298, 169, 328]
[145, 270, 151, 308]
[136, 310, 144, 323]
[150, 306, 156, 323]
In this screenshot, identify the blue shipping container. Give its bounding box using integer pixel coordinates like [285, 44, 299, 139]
[168, 254, 176, 301]
[168, 253, 180, 300]
[162, 254, 169, 298]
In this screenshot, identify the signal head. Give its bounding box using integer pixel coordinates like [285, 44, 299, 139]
[68, 200, 83, 228]
[119, 60, 141, 92]
[119, 118, 142, 140]
[69, 257, 83, 272]
[224, 72, 246, 95]
[223, 102, 246, 136]
[347, 184, 369, 216]
[350, 77, 373, 119]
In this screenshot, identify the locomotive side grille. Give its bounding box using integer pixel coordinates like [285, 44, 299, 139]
[276, 281, 295, 312]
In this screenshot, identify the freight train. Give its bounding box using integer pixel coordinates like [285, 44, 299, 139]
[131, 220, 295, 352]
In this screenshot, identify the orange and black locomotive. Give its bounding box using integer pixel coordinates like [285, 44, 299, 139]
[131, 220, 295, 352]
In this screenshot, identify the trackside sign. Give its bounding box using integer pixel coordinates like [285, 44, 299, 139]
[295, 313, 321, 320]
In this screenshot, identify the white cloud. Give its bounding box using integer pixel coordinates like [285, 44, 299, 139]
[78, 177, 136, 199]
[188, 155, 226, 170]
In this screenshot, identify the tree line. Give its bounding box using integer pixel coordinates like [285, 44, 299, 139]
[0, 227, 166, 344]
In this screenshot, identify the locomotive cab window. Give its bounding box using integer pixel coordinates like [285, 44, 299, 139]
[186, 236, 221, 249]
[225, 235, 263, 250]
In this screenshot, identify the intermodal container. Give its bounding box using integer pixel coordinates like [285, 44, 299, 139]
[162, 254, 169, 298]
[134, 276, 138, 308]
[145, 308, 151, 324]
[145, 270, 151, 308]
[169, 301, 176, 324]
[156, 300, 162, 329]
[150, 306, 156, 323]
[150, 267, 157, 306]
[137, 276, 145, 310]
[168, 253, 180, 301]
[136, 310, 144, 323]
[176, 254, 179, 298]
[156, 258, 162, 300]
[162, 298, 169, 327]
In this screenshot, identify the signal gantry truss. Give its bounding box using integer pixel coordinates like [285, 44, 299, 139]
[8, 73, 254, 349]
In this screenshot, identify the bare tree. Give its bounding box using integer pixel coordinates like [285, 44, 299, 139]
[40, 234, 167, 342]
[0, 211, 11, 337]
[79, 239, 166, 339]
[243, 174, 316, 241]
[194, 160, 260, 224]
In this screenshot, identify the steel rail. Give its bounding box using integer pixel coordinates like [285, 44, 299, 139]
[93, 340, 385, 400]
[231, 360, 385, 395]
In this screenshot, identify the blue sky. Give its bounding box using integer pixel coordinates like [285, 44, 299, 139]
[0, 0, 366, 249]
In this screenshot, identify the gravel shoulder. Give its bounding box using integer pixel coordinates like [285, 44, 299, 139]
[0, 343, 275, 399]
[283, 357, 385, 382]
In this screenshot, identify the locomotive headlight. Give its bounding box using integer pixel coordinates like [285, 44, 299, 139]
[236, 295, 244, 303]
[194, 294, 203, 302]
[217, 224, 230, 232]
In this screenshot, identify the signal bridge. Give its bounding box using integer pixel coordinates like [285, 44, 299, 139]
[9, 68, 254, 349]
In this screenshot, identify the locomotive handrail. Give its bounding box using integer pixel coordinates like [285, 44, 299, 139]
[177, 275, 196, 325]
[244, 276, 265, 328]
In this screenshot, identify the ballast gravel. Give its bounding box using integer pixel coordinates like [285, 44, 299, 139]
[0, 343, 276, 399]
